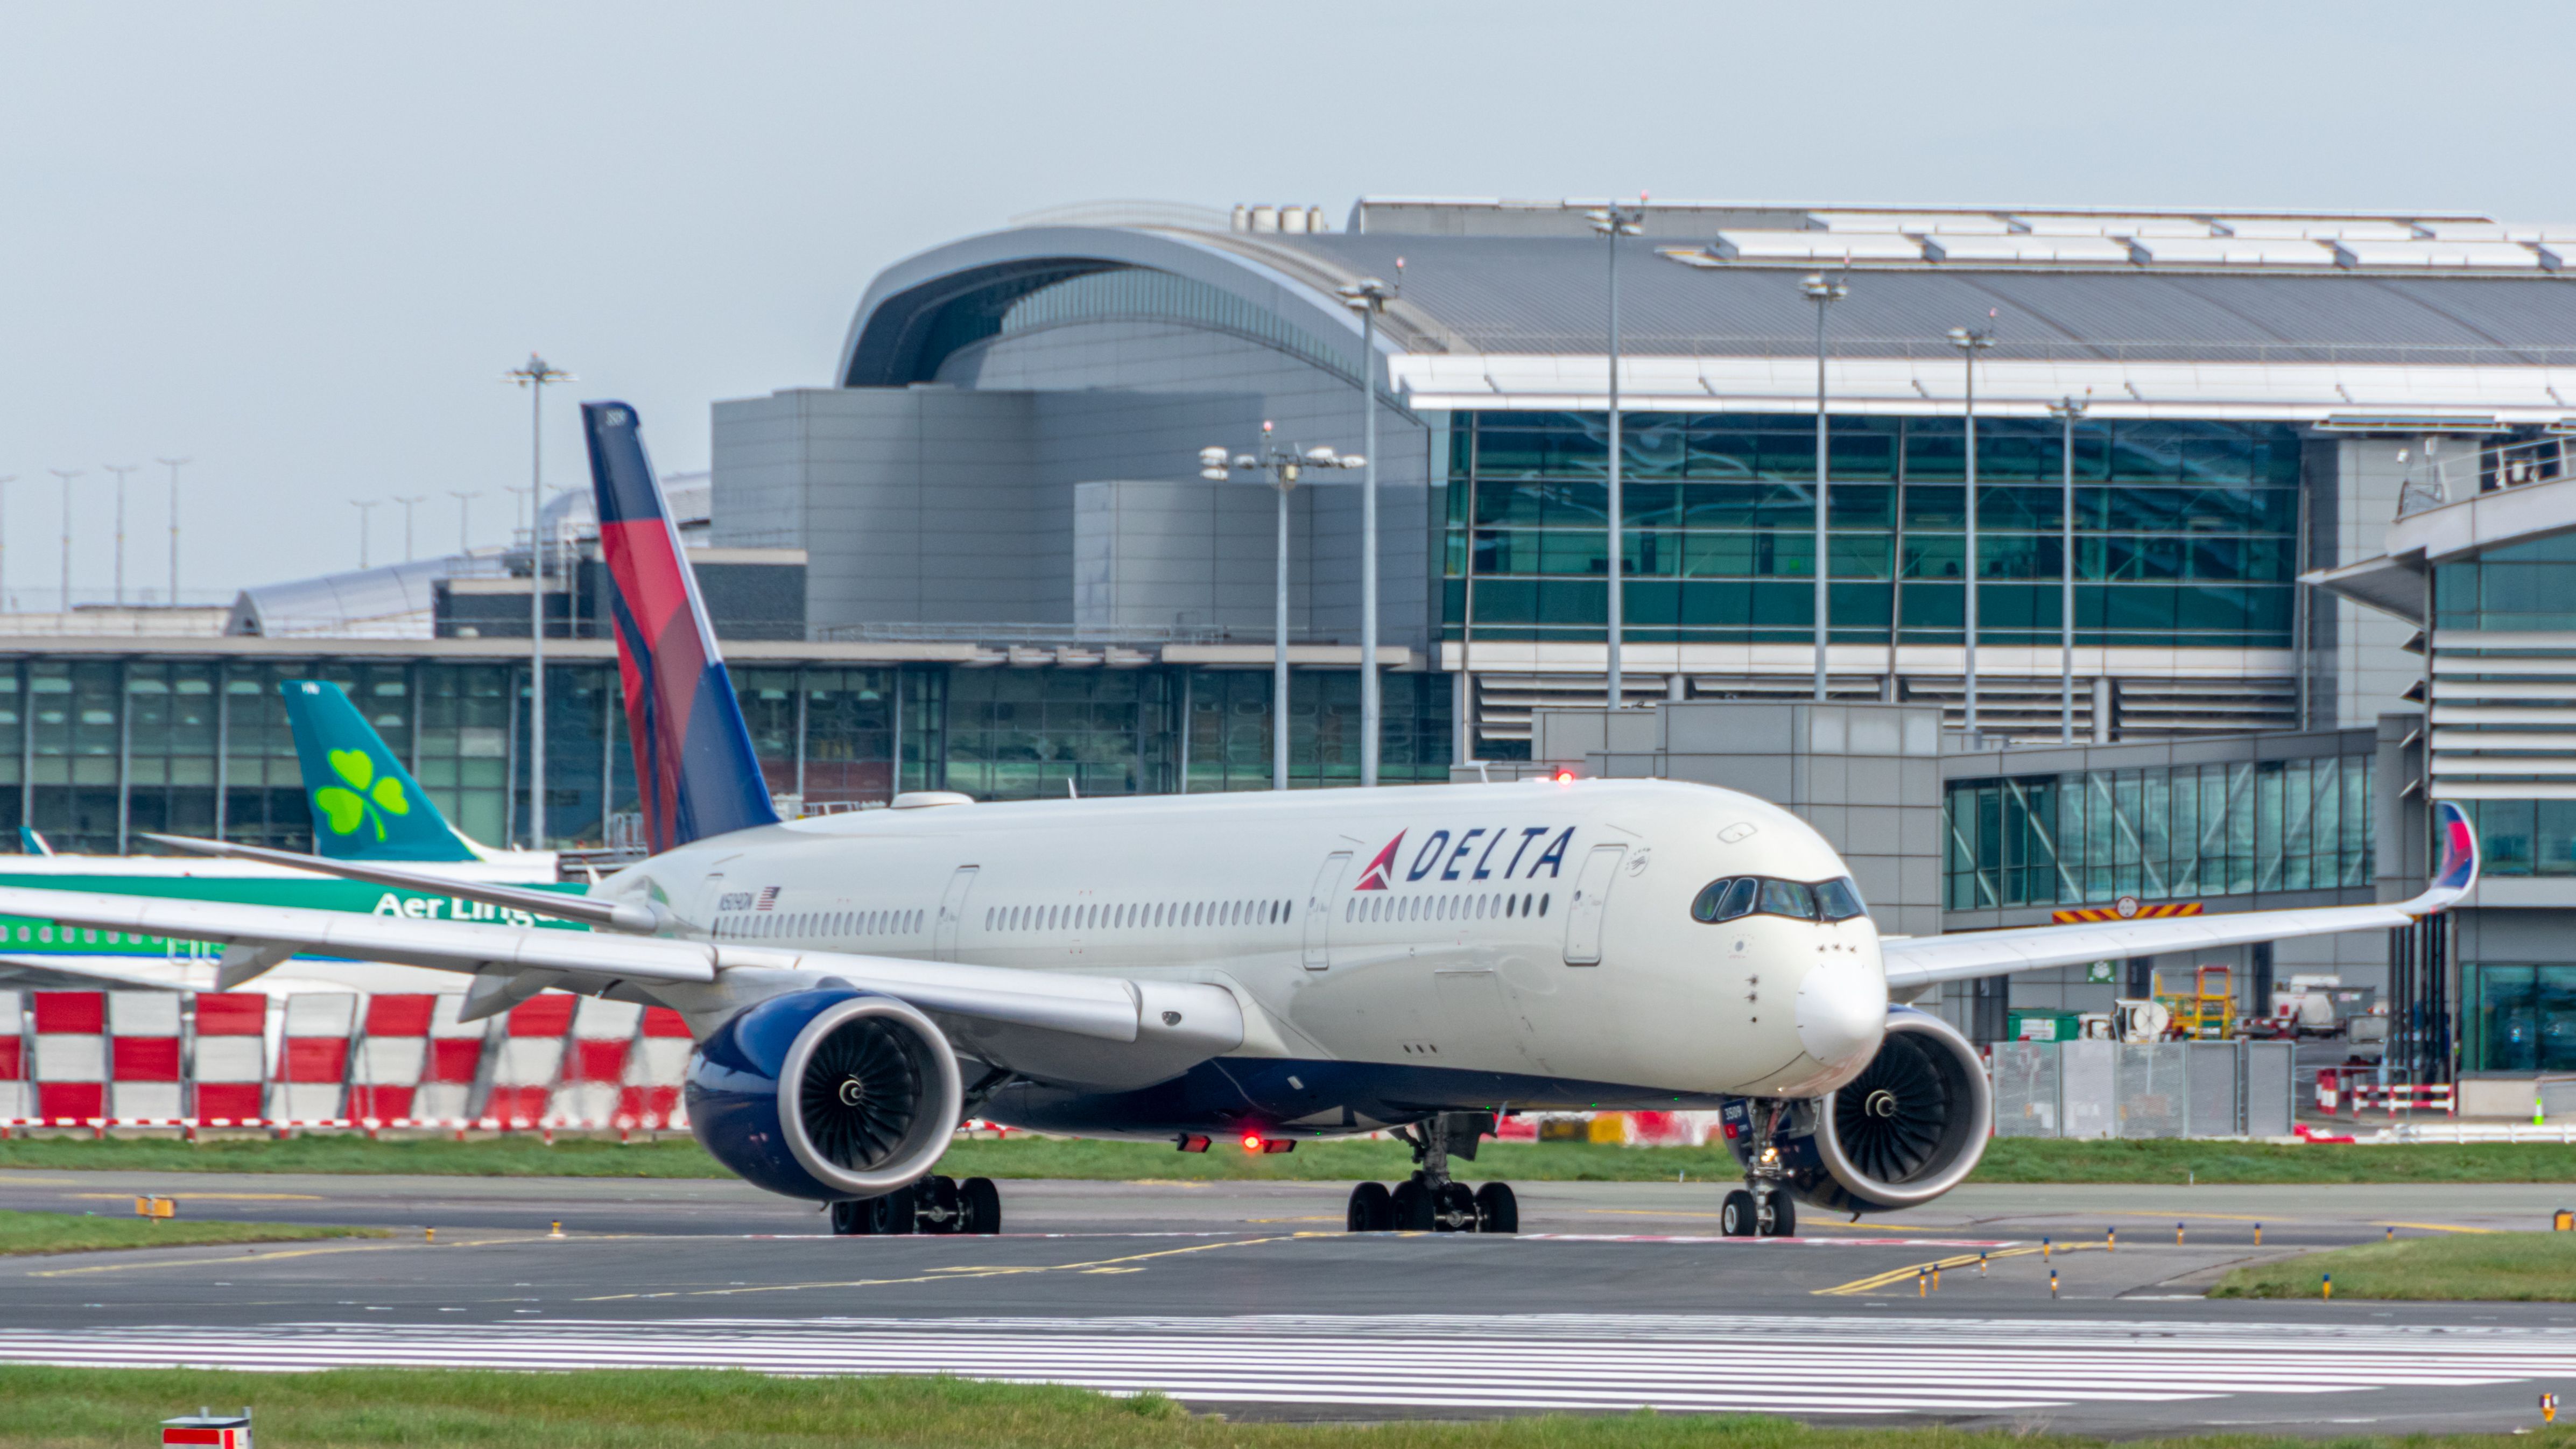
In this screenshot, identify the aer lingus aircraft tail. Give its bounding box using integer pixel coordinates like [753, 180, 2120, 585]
[278, 680, 478, 863]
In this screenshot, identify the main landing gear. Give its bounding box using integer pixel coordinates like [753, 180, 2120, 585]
[1721, 1100, 1798, 1237]
[829, 1175, 1002, 1236]
[1346, 1112, 1517, 1234]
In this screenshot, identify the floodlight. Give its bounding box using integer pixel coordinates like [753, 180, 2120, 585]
[1198, 445, 1229, 467]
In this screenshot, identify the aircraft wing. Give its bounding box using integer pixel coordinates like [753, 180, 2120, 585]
[0, 883, 1244, 1080]
[1881, 801, 2479, 990]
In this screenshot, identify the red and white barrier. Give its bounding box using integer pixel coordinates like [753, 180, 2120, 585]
[30, 991, 108, 1122]
[622, 1007, 692, 1129]
[189, 993, 268, 1123]
[347, 994, 435, 1122]
[0, 988, 705, 1136]
[416, 995, 489, 1123]
[270, 994, 355, 1124]
[552, 998, 640, 1127]
[0, 990, 23, 1122]
[487, 995, 575, 1127]
[108, 991, 184, 1121]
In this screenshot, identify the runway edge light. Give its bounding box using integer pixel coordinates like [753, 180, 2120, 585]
[161, 1408, 251, 1449]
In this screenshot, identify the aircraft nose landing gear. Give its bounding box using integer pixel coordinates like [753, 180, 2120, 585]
[1345, 1113, 1517, 1233]
[1720, 1101, 1798, 1238]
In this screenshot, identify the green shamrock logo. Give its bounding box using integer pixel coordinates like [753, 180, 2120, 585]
[314, 748, 410, 840]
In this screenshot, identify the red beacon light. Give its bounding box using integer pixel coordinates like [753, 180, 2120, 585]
[1553, 769, 1578, 784]
[1240, 1134, 1297, 1155]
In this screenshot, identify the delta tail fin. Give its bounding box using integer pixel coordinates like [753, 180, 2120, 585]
[280, 680, 478, 862]
[582, 400, 780, 853]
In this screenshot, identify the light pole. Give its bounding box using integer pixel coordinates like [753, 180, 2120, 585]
[392, 495, 426, 562]
[2047, 396, 2088, 743]
[506, 354, 571, 850]
[156, 458, 187, 604]
[449, 490, 481, 553]
[351, 500, 379, 568]
[0, 475, 16, 611]
[1587, 200, 1644, 709]
[1201, 427, 1366, 790]
[48, 469, 81, 612]
[1803, 271, 1847, 702]
[101, 464, 138, 606]
[1945, 323, 1996, 738]
[1337, 268, 1400, 787]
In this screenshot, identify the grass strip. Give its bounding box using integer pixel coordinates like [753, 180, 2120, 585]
[2, 1365, 2572, 1449]
[0, 1208, 385, 1256]
[6, 1133, 2576, 1185]
[2211, 1229, 2576, 1300]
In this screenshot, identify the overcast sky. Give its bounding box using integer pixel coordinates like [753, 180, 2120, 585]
[4, 1, 2570, 605]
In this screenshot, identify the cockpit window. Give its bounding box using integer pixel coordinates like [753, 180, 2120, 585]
[1758, 879, 1817, 920]
[1815, 877, 1869, 922]
[1690, 876, 1761, 923]
[1692, 875, 1867, 924]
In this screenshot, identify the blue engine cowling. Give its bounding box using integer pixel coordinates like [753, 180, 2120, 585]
[1718, 1006, 1991, 1215]
[686, 988, 964, 1202]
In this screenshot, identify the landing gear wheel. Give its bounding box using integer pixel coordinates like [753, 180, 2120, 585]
[1389, 1177, 1434, 1231]
[1758, 1191, 1797, 1238]
[829, 1199, 875, 1236]
[1721, 1190, 1757, 1237]
[917, 1175, 962, 1234]
[1433, 1181, 1478, 1233]
[1473, 1182, 1518, 1234]
[1347, 1181, 1393, 1232]
[958, 1177, 1002, 1235]
[865, 1183, 917, 1235]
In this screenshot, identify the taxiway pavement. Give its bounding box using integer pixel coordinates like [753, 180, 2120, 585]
[2, 1168, 2572, 1434]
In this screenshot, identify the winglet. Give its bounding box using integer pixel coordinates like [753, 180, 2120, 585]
[2408, 800, 2480, 914]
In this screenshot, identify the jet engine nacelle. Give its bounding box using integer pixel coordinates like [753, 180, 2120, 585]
[1721, 1006, 1991, 1215]
[686, 988, 963, 1202]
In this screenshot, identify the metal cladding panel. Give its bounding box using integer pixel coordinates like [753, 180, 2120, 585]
[2114, 1043, 2188, 1139]
[2059, 1039, 2117, 1139]
[2185, 1043, 2240, 1136]
[1264, 234, 2576, 363]
[1990, 1041, 2061, 1137]
[2245, 1042, 2294, 1137]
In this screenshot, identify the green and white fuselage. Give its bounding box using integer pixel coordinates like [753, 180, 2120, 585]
[0, 680, 579, 995]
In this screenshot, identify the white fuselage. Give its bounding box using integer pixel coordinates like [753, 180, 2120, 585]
[614, 778, 1890, 1120]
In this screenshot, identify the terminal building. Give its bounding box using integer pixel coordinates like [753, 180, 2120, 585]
[6, 196, 2574, 1103]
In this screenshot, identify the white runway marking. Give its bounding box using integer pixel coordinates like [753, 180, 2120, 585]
[4, 1313, 2574, 1415]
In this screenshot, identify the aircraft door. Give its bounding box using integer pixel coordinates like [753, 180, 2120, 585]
[1302, 852, 1350, 970]
[1560, 843, 1626, 966]
[933, 866, 980, 961]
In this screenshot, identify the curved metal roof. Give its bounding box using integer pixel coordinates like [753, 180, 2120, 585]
[842, 224, 2576, 377]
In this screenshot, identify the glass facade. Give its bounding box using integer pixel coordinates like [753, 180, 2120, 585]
[2469, 965, 2576, 1072]
[2434, 532, 2576, 878]
[0, 656, 1449, 854]
[2437, 532, 2576, 632]
[1945, 754, 2375, 911]
[1443, 412, 2303, 650]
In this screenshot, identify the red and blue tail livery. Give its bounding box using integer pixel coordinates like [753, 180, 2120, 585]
[2431, 799, 2479, 896]
[582, 400, 781, 853]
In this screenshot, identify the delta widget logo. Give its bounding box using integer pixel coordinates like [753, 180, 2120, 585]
[1354, 825, 1575, 890]
[313, 749, 411, 840]
[1354, 832, 1405, 890]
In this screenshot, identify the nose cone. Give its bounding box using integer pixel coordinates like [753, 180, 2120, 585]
[1796, 954, 1889, 1077]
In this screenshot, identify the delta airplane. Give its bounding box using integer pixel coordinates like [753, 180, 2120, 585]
[0, 403, 2478, 1238]
[0, 681, 573, 996]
